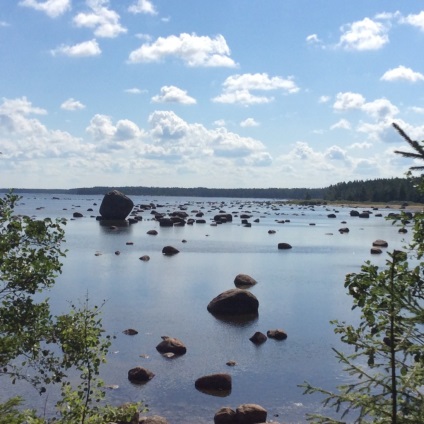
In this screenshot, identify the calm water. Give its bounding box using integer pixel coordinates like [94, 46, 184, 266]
[4, 194, 416, 423]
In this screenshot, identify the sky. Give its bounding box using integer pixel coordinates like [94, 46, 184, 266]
[1, 0, 424, 189]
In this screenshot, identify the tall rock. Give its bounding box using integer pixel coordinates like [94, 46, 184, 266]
[99, 190, 134, 220]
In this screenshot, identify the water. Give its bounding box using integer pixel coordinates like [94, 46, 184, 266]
[3, 194, 415, 423]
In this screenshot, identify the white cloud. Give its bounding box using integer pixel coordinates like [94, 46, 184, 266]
[213, 119, 226, 127]
[0, 97, 89, 160]
[401, 11, 424, 31]
[240, 118, 259, 127]
[128, 0, 157, 15]
[319, 95, 330, 104]
[128, 33, 237, 67]
[60, 98, 86, 111]
[361, 98, 399, 120]
[337, 17, 389, 50]
[124, 88, 144, 94]
[409, 106, 424, 114]
[73, 0, 127, 38]
[333, 92, 365, 111]
[306, 34, 322, 44]
[213, 73, 299, 105]
[51, 39, 101, 57]
[86, 114, 144, 148]
[19, 0, 71, 18]
[330, 119, 351, 130]
[381, 65, 424, 82]
[151, 86, 196, 104]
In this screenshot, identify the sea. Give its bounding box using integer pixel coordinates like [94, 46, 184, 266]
[2, 193, 417, 423]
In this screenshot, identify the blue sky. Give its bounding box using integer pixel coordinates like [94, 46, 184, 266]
[1, 0, 424, 189]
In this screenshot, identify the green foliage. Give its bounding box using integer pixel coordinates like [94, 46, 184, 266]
[301, 124, 424, 423]
[0, 191, 143, 423]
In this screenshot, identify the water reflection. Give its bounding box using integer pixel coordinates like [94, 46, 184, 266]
[210, 312, 259, 327]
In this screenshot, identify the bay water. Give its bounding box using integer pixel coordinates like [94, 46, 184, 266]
[4, 194, 415, 423]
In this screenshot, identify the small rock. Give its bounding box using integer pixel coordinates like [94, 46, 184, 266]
[249, 331, 267, 345]
[139, 255, 150, 261]
[123, 329, 138, 335]
[162, 246, 180, 255]
[277, 243, 292, 250]
[267, 329, 287, 340]
[128, 367, 155, 384]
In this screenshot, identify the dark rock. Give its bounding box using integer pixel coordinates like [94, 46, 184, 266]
[195, 373, 232, 394]
[162, 246, 180, 255]
[156, 336, 187, 355]
[99, 190, 134, 220]
[267, 329, 287, 340]
[249, 331, 267, 345]
[139, 255, 150, 261]
[214, 407, 236, 424]
[214, 213, 233, 223]
[371, 248, 382, 254]
[207, 289, 259, 315]
[339, 227, 349, 233]
[278, 243, 292, 250]
[359, 212, 370, 218]
[128, 366, 154, 383]
[159, 218, 174, 227]
[327, 214, 337, 218]
[196, 219, 207, 224]
[350, 210, 360, 217]
[234, 274, 257, 288]
[398, 228, 408, 233]
[235, 404, 267, 424]
[147, 230, 158, 235]
[73, 212, 83, 218]
[373, 239, 388, 247]
[123, 328, 138, 335]
[268, 230, 276, 234]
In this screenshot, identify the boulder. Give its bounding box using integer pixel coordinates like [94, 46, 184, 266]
[278, 243, 292, 250]
[207, 289, 259, 315]
[156, 336, 187, 355]
[234, 274, 257, 288]
[147, 230, 158, 235]
[127, 366, 154, 383]
[73, 212, 83, 218]
[373, 239, 388, 247]
[235, 404, 267, 424]
[249, 331, 267, 345]
[195, 373, 232, 393]
[214, 407, 236, 424]
[350, 210, 360, 217]
[162, 246, 179, 255]
[267, 329, 287, 340]
[159, 218, 174, 227]
[99, 190, 134, 220]
[327, 214, 337, 218]
[371, 248, 382, 254]
[139, 255, 150, 261]
[122, 328, 138, 335]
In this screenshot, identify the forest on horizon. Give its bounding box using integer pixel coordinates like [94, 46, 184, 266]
[2, 177, 424, 203]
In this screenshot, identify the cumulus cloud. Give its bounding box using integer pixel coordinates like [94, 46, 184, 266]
[73, 0, 127, 38]
[128, 33, 237, 67]
[0, 97, 89, 160]
[19, 0, 71, 18]
[401, 11, 424, 31]
[333, 92, 399, 123]
[61, 98, 86, 111]
[213, 73, 299, 105]
[51, 39, 101, 57]
[330, 119, 351, 130]
[337, 17, 389, 50]
[381, 65, 424, 82]
[128, 0, 157, 15]
[240, 118, 259, 127]
[151, 86, 196, 104]
[333, 92, 366, 111]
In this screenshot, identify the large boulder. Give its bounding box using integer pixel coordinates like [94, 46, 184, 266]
[156, 336, 187, 355]
[99, 190, 134, 220]
[195, 373, 232, 394]
[214, 407, 236, 424]
[207, 289, 259, 315]
[235, 404, 267, 424]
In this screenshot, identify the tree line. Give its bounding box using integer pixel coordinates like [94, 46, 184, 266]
[2, 176, 424, 203]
